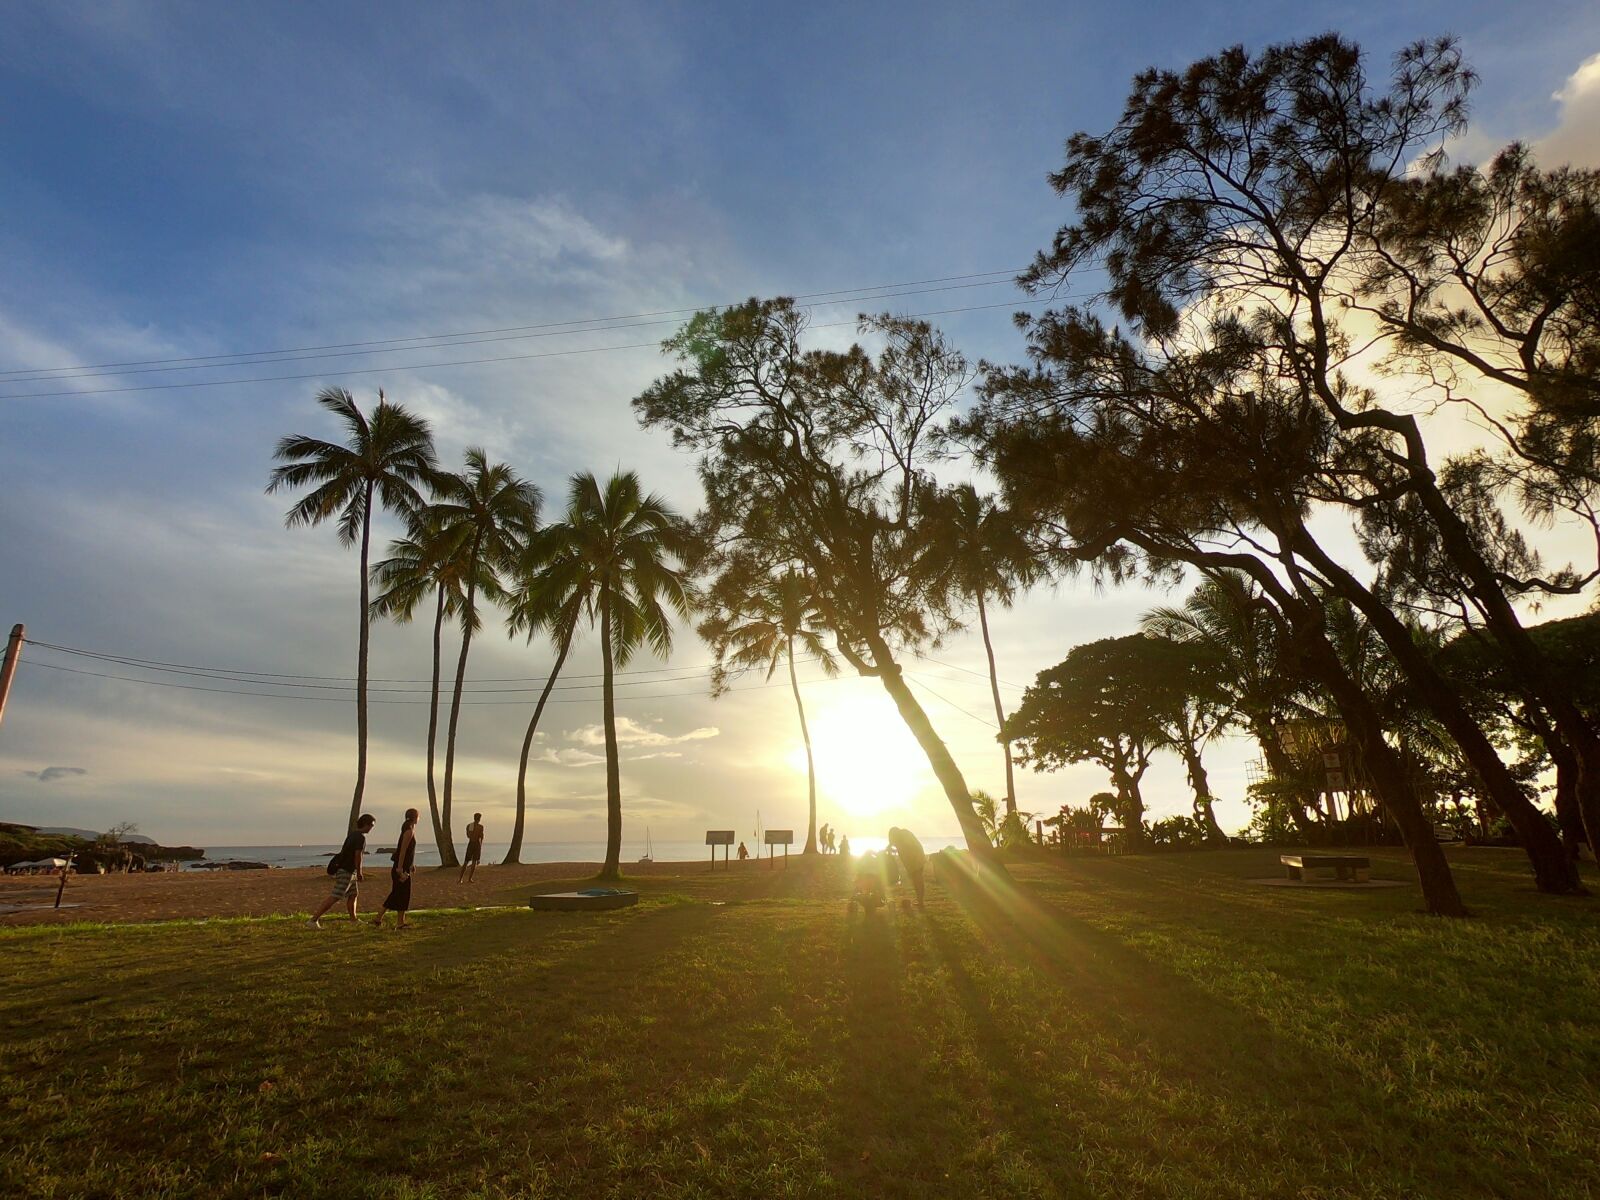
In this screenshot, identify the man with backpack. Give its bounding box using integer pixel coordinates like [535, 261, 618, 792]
[308, 813, 375, 929]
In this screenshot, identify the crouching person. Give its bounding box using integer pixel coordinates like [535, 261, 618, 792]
[886, 826, 926, 908]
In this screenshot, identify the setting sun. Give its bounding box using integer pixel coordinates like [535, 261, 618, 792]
[785, 684, 936, 821]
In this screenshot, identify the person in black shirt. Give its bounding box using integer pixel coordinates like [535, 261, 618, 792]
[372, 808, 419, 929]
[308, 813, 375, 929]
[458, 812, 485, 883]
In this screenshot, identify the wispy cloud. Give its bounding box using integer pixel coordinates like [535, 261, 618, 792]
[23, 766, 88, 783]
[567, 717, 718, 749]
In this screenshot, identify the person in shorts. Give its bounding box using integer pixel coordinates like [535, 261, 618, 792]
[459, 812, 485, 883]
[308, 813, 374, 928]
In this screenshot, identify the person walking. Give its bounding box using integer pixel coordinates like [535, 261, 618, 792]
[308, 814, 375, 928]
[372, 809, 419, 929]
[459, 812, 485, 883]
[886, 826, 927, 907]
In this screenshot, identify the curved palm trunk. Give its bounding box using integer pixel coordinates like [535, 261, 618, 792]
[424, 585, 448, 858]
[349, 480, 374, 832]
[439, 551, 481, 870]
[789, 636, 818, 854]
[505, 635, 573, 865]
[975, 589, 1018, 816]
[873, 655, 996, 862]
[597, 596, 623, 881]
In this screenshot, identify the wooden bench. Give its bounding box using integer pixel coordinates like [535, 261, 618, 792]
[1281, 853, 1370, 883]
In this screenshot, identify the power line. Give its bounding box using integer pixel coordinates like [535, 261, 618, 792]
[905, 674, 1000, 730]
[19, 657, 843, 706]
[921, 654, 1027, 691]
[0, 296, 1054, 401]
[0, 275, 1023, 384]
[26, 639, 728, 689]
[0, 268, 1024, 379]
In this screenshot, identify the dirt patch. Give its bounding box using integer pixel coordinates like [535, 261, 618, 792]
[0, 860, 715, 926]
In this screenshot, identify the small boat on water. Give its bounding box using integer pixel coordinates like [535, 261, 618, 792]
[638, 828, 654, 864]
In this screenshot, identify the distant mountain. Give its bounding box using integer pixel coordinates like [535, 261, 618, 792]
[35, 826, 157, 844]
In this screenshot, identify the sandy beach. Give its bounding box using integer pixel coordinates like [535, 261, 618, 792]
[0, 859, 725, 926]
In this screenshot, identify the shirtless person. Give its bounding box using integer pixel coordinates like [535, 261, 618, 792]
[886, 826, 927, 908]
[459, 813, 485, 883]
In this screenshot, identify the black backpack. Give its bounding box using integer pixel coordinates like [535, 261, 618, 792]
[326, 850, 345, 876]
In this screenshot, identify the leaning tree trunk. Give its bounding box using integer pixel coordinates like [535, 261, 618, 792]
[1551, 742, 1586, 856]
[1289, 530, 1583, 894]
[872, 655, 996, 862]
[1289, 621, 1466, 917]
[504, 635, 572, 865]
[439, 548, 481, 870]
[1111, 751, 1149, 849]
[1358, 435, 1600, 873]
[976, 589, 1018, 816]
[350, 481, 374, 832]
[1179, 741, 1229, 845]
[423, 585, 449, 859]
[790, 636, 819, 855]
[597, 596, 623, 881]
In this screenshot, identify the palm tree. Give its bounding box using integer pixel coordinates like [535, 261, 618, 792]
[930, 484, 1039, 815]
[699, 568, 838, 854]
[370, 512, 474, 860]
[267, 387, 436, 831]
[502, 529, 584, 865]
[538, 471, 693, 881]
[1143, 570, 1312, 832]
[431, 449, 541, 863]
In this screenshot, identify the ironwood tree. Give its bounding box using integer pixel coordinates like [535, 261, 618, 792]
[634, 299, 996, 858]
[1016, 31, 1600, 865]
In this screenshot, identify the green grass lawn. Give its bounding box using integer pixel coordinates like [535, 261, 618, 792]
[2, 847, 1597, 1199]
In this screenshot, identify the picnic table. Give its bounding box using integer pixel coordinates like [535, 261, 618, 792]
[1280, 854, 1371, 883]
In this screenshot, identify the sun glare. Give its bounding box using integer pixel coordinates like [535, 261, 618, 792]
[785, 687, 935, 821]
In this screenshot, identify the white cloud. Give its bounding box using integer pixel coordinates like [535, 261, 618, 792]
[1537, 50, 1600, 168]
[566, 717, 719, 749]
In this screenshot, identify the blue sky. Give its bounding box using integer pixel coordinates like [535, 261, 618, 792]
[3, 2, 1598, 847]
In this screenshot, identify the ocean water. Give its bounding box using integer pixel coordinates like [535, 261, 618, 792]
[190, 835, 969, 869]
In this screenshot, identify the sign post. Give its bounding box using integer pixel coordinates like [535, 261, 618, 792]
[705, 829, 734, 869]
[763, 829, 793, 868]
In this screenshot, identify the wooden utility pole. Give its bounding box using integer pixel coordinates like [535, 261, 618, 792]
[0, 624, 23, 733]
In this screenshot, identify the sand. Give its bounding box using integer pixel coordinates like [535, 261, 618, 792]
[0, 859, 712, 926]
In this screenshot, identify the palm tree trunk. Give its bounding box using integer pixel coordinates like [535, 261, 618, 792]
[975, 589, 1017, 816]
[789, 636, 818, 854]
[505, 635, 572, 865]
[440, 548, 480, 870]
[873, 654, 996, 862]
[598, 595, 623, 881]
[424, 585, 448, 858]
[350, 480, 374, 831]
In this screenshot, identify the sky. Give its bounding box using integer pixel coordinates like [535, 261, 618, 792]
[2, 1, 1598, 849]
